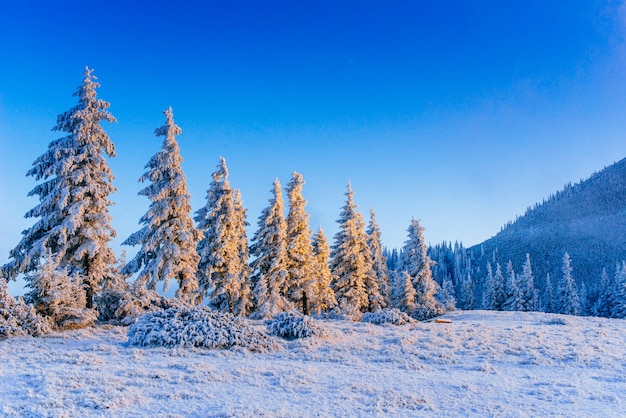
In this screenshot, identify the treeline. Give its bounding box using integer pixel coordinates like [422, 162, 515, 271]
[1, 68, 448, 333]
[388, 242, 626, 319]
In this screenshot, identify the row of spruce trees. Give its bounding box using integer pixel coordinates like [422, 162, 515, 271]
[389, 241, 626, 319]
[1, 68, 446, 330]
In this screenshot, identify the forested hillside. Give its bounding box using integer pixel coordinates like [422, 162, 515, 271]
[470, 157, 626, 302]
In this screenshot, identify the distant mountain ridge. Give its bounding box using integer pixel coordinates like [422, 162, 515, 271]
[470, 157, 626, 288]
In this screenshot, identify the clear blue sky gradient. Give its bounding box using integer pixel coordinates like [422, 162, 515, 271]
[2, 1, 626, 295]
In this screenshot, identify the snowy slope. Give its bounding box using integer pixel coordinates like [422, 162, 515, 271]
[1, 310, 625, 417]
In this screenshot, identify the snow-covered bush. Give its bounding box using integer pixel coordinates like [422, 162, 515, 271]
[108, 283, 187, 326]
[1, 280, 50, 337]
[127, 306, 274, 351]
[266, 311, 326, 339]
[361, 308, 414, 325]
[410, 300, 446, 321]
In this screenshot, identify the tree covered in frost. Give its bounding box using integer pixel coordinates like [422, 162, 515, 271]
[195, 157, 251, 315]
[556, 252, 580, 315]
[284, 172, 316, 315]
[1, 278, 50, 337]
[122, 108, 201, 304]
[592, 268, 611, 317]
[483, 263, 495, 310]
[437, 274, 457, 311]
[542, 273, 555, 313]
[610, 262, 626, 318]
[398, 219, 444, 319]
[24, 251, 95, 329]
[330, 183, 374, 315]
[391, 271, 416, 312]
[367, 209, 391, 308]
[516, 254, 538, 312]
[309, 228, 337, 315]
[249, 179, 292, 318]
[504, 261, 519, 311]
[2, 67, 118, 310]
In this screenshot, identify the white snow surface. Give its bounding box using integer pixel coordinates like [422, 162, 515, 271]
[1, 310, 625, 417]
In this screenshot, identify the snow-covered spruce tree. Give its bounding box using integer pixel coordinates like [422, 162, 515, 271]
[122, 108, 201, 304]
[542, 273, 555, 313]
[503, 261, 519, 311]
[491, 262, 506, 311]
[249, 179, 292, 318]
[309, 228, 337, 315]
[437, 274, 457, 311]
[483, 263, 494, 310]
[2, 67, 117, 311]
[1, 278, 50, 337]
[391, 271, 416, 312]
[610, 261, 626, 318]
[195, 157, 251, 315]
[592, 268, 611, 317]
[284, 172, 316, 315]
[367, 209, 391, 308]
[399, 218, 444, 319]
[516, 254, 538, 312]
[24, 251, 96, 329]
[556, 252, 580, 316]
[330, 183, 374, 317]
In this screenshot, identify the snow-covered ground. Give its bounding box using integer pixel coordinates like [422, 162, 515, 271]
[1, 310, 625, 417]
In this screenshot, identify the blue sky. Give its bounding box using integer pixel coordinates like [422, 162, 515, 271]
[2, 1, 626, 294]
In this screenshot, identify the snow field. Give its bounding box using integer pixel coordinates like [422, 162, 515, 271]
[1, 310, 625, 417]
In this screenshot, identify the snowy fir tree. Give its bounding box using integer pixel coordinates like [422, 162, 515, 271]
[516, 254, 538, 312]
[391, 271, 416, 312]
[457, 271, 475, 310]
[249, 179, 292, 318]
[330, 183, 374, 316]
[592, 268, 611, 317]
[610, 262, 626, 318]
[122, 108, 201, 304]
[399, 219, 444, 319]
[491, 263, 507, 311]
[284, 172, 316, 315]
[194, 157, 251, 315]
[483, 263, 494, 310]
[367, 209, 391, 308]
[542, 273, 555, 313]
[309, 228, 338, 315]
[556, 252, 580, 315]
[2, 67, 118, 310]
[437, 274, 457, 311]
[504, 261, 519, 311]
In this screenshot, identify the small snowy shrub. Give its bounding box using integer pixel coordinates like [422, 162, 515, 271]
[410, 301, 446, 321]
[127, 306, 274, 352]
[266, 311, 326, 340]
[1, 280, 50, 338]
[111, 283, 187, 325]
[361, 308, 415, 325]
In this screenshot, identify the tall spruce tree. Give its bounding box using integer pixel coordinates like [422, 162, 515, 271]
[367, 209, 390, 309]
[249, 179, 291, 318]
[330, 183, 373, 315]
[122, 108, 201, 304]
[195, 157, 251, 315]
[504, 261, 519, 311]
[592, 268, 611, 317]
[310, 228, 338, 315]
[517, 254, 538, 312]
[556, 252, 580, 315]
[610, 261, 626, 318]
[492, 262, 506, 311]
[2, 67, 117, 310]
[285, 172, 316, 314]
[399, 218, 444, 318]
